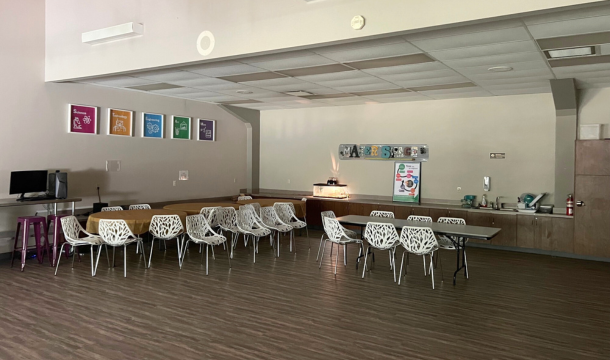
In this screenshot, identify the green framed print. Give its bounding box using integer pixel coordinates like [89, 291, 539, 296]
[172, 116, 191, 140]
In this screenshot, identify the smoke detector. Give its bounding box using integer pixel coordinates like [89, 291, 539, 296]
[488, 66, 513, 73]
[285, 90, 313, 97]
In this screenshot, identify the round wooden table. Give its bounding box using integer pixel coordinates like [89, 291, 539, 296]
[236, 199, 306, 218]
[162, 202, 240, 215]
[86, 209, 187, 235]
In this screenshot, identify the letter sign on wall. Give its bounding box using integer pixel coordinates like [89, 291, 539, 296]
[339, 144, 429, 162]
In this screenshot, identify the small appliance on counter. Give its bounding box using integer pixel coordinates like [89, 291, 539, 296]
[461, 195, 476, 208]
[314, 182, 348, 199]
[517, 193, 546, 213]
[326, 177, 338, 185]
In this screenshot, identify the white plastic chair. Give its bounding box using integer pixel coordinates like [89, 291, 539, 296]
[148, 215, 184, 268]
[56, 216, 107, 276]
[370, 210, 395, 218]
[129, 204, 151, 210]
[407, 215, 432, 222]
[437, 217, 468, 278]
[184, 215, 229, 275]
[237, 207, 272, 263]
[398, 226, 439, 289]
[97, 219, 147, 277]
[318, 211, 358, 263]
[274, 203, 308, 251]
[362, 222, 399, 281]
[261, 207, 293, 257]
[101, 206, 123, 212]
[321, 217, 363, 276]
[216, 207, 243, 258]
[237, 196, 253, 201]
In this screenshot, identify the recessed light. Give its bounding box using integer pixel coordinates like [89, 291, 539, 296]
[285, 90, 314, 97]
[546, 46, 594, 59]
[487, 66, 513, 73]
[236, 90, 253, 94]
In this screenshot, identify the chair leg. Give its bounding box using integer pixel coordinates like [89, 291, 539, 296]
[139, 240, 147, 268]
[316, 234, 325, 262]
[123, 245, 127, 277]
[205, 244, 209, 276]
[211, 244, 215, 260]
[90, 245, 94, 276]
[318, 239, 327, 269]
[361, 247, 370, 279]
[136, 241, 139, 254]
[422, 255, 427, 276]
[398, 251, 406, 285]
[105, 245, 110, 268]
[334, 242, 339, 276]
[54, 243, 66, 276]
[227, 241, 231, 269]
[72, 245, 77, 268]
[94, 245, 103, 276]
[392, 249, 396, 283]
[464, 249, 469, 279]
[148, 238, 155, 268]
[389, 251, 393, 270]
[112, 247, 116, 268]
[344, 244, 347, 266]
[439, 250, 444, 282]
[430, 253, 435, 289]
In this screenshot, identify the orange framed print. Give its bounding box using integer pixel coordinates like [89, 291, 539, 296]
[108, 108, 134, 136]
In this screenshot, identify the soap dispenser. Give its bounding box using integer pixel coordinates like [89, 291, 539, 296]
[481, 194, 488, 208]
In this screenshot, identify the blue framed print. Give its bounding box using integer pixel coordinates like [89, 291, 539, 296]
[142, 112, 164, 139]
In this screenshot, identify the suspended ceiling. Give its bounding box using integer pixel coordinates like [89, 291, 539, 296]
[77, 4, 610, 110]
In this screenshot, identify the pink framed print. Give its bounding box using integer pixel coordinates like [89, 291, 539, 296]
[68, 104, 98, 134]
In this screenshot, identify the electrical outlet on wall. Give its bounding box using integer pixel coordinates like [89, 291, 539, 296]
[457, 187, 462, 191]
[173, 181, 176, 187]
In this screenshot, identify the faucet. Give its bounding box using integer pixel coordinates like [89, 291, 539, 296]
[494, 196, 501, 210]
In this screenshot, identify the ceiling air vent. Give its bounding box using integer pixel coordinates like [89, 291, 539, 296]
[285, 90, 314, 97]
[545, 46, 595, 59]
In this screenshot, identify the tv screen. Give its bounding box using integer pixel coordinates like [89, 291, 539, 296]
[9, 170, 48, 195]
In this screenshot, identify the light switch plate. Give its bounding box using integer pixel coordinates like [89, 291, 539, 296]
[179, 170, 188, 180]
[106, 160, 121, 172]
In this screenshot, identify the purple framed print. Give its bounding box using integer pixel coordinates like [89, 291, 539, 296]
[68, 104, 98, 134]
[198, 119, 216, 141]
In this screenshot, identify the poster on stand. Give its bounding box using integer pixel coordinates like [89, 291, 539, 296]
[108, 108, 134, 136]
[198, 119, 215, 141]
[68, 104, 98, 134]
[172, 116, 191, 140]
[392, 162, 421, 203]
[142, 113, 164, 139]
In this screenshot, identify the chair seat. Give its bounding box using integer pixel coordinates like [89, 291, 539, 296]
[189, 235, 226, 246]
[221, 226, 240, 233]
[332, 236, 363, 245]
[289, 220, 307, 229]
[272, 224, 292, 232]
[152, 231, 184, 241]
[343, 228, 358, 239]
[250, 228, 271, 237]
[437, 235, 467, 250]
[71, 235, 104, 246]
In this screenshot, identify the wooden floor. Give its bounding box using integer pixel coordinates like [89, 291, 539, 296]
[1, 230, 609, 360]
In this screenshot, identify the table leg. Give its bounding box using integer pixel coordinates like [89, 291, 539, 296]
[71, 202, 75, 215]
[54, 203, 57, 216]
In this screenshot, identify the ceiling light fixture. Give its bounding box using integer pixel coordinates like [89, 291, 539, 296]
[546, 46, 594, 59]
[487, 66, 513, 73]
[82, 22, 144, 45]
[236, 90, 253, 94]
[285, 90, 314, 97]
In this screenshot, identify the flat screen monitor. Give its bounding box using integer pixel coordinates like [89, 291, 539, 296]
[9, 170, 48, 197]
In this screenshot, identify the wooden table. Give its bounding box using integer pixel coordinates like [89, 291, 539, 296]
[236, 199, 306, 218]
[162, 203, 239, 215]
[87, 209, 187, 235]
[0, 197, 82, 215]
[336, 215, 501, 285]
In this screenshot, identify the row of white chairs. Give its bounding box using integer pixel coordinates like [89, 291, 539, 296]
[56, 202, 308, 277]
[318, 210, 468, 289]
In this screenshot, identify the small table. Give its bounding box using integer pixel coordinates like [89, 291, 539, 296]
[87, 209, 187, 235]
[236, 199, 306, 218]
[336, 215, 501, 285]
[163, 203, 240, 215]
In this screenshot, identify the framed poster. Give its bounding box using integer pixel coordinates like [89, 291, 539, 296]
[172, 116, 191, 140]
[142, 113, 164, 139]
[393, 162, 421, 203]
[198, 119, 216, 141]
[68, 104, 98, 134]
[108, 108, 134, 136]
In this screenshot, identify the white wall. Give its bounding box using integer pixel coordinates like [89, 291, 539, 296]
[260, 94, 556, 204]
[579, 87, 610, 138]
[0, 0, 247, 252]
[44, 0, 603, 81]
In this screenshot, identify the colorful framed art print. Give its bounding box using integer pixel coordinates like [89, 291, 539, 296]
[172, 116, 191, 140]
[68, 104, 98, 134]
[392, 161, 421, 204]
[142, 113, 164, 139]
[197, 119, 216, 141]
[108, 108, 134, 136]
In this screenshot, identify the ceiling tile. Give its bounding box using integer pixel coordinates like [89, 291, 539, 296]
[168, 76, 235, 87]
[488, 87, 551, 96]
[128, 83, 183, 91]
[313, 36, 407, 53]
[523, 5, 610, 25]
[549, 54, 610, 68]
[455, 60, 550, 75]
[373, 95, 431, 103]
[410, 82, 477, 92]
[346, 54, 435, 70]
[361, 61, 447, 76]
[425, 91, 493, 100]
[351, 89, 411, 96]
[378, 69, 462, 82]
[333, 82, 400, 92]
[527, 15, 610, 39]
[475, 75, 554, 86]
[410, 27, 531, 52]
[239, 50, 315, 63]
[468, 68, 553, 80]
[315, 76, 387, 88]
[85, 76, 157, 87]
[405, 19, 523, 40]
[176, 91, 222, 99]
[296, 70, 369, 82]
[481, 81, 551, 90]
[277, 64, 353, 77]
[302, 93, 355, 100]
[133, 70, 203, 82]
[442, 51, 543, 68]
[219, 99, 262, 105]
[149, 87, 208, 95]
[430, 41, 539, 61]
[393, 76, 469, 88]
[317, 42, 421, 62]
[185, 61, 266, 77]
[242, 54, 335, 71]
[219, 72, 287, 83]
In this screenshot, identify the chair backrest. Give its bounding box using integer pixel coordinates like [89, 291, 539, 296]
[200, 207, 220, 227]
[149, 215, 183, 239]
[364, 222, 399, 250]
[437, 217, 466, 225]
[101, 206, 123, 212]
[370, 210, 395, 218]
[399, 226, 438, 255]
[249, 202, 262, 216]
[273, 203, 294, 224]
[407, 215, 432, 222]
[261, 206, 289, 230]
[238, 196, 253, 201]
[217, 207, 238, 230]
[98, 219, 136, 246]
[321, 210, 336, 222]
[186, 214, 214, 240]
[60, 216, 85, 244]
[129, 204, 151, 210]
[237, 208, 257, 232]
[323, 217, 348, 243]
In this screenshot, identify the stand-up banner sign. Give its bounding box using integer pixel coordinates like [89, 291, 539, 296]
[393, 162, 421, 203]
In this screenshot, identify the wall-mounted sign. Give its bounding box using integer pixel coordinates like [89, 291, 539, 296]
[393, 162, 421, 203]
[68, 104, 98, 134]
[108, 108, 134, 136]
[172, 116, 191, 140]
[339, 144, 429, 161]
[142, 113, 164, 139]
[490, 153, 506, 159]
[198, 119, 215, 141]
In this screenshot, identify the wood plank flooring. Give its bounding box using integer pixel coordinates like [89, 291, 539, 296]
[0, 230, 609, 360]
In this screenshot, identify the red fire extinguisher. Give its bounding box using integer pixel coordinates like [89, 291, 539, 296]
[566, 194, 574, 216]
